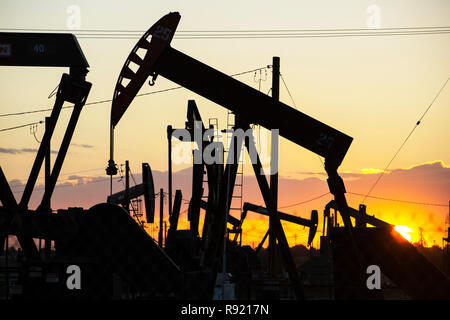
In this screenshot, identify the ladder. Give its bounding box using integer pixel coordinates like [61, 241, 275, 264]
[225, 111, 244, 245]
[201, 116, 245, 245]
[201, 118, 219, 200]
[225, 111, 244, 214]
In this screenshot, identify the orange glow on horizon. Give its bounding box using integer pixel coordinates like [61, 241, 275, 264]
[141, 208, 445, 249]
[394, 225, 413, 242]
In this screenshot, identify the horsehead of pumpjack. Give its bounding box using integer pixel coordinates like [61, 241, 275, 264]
[106, 12, 181, 177]
[110, 12, 181, 127]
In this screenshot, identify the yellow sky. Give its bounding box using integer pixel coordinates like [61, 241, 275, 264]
[1, 1, 449, 180]
[1, 1, 450, 247]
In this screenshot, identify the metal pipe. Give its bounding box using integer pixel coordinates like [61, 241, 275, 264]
[125, 160, 130, 214]
[109, 125, 114, 197]
[269, 56, 280, 277]
[221, 138, 233, 298]
[164, 221, 167, 248]
[324, 200, 392, 228]
[39, 83, 91, 210]
[44, 116, 51, 257]
[159, 188, 164, 247]
[243, 202, 311, 226]
[19, 77, 65, 209]
[167, 125, 173, 217]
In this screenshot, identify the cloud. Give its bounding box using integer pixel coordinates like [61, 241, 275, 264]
[72, 143, 95, 149]
[347, 160, 450, 193]
[67, 175, 84, 180]
[16, 160, 448, 211]
[360, 168, 386, 174]
[9, 160, 449, 247]
[0, 147, 58, 154]
[0, 148, 17, 154]
[404, 160, 450, 170]
[0, 141, 95, 155]
[296, 161, 450, 183]
[8, 179, 24, 188]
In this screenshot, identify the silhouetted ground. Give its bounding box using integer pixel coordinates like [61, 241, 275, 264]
[256, 244, 319, 269]
[414, 244, 447, 274]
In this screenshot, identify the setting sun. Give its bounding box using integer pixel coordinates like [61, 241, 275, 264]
[394, 225, 414, 242]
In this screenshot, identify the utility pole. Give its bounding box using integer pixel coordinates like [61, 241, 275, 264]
[164, 221, 167, 248]
[221, 134, 235, 299]
[167, 125, 173, 217]
[159, 188, 164, 247]
[125, 160, 130, 214]
[44, 117, 51, 258]
[269, 56, 280, 278]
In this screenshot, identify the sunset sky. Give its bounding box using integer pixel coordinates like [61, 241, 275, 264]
[1, 1, 449, 248]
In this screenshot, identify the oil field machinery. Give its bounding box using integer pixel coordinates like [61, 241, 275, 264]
[0, 12, 449, 300]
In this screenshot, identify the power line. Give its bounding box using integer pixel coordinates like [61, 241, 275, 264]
[348, 192, 448, 207]
[278, 192, 331, 209]
[230, 67, 269, 77]
[1, 27, 450, 41]
[0, 89, 180, 118]
[274, 190, 448, 210]
[361, 76, 450, 203]
[9, 167, 106, 190]
[0, 67, 267, 121]
[0, 120, 43, 132]
[0, 89, 179, 118]
[280, 73, 298, 109]
[11, 176, 116, 194]
[163, 191, 191, 204]
[279, 71, 326, 169]
[2, 25, 449, 33]
[74, 30, 450, 40]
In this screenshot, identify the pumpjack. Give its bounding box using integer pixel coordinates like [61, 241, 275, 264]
[0, 32, 182, 299]
[107, 12, 450, 300]
[107, 12, 354, 300]
[1, 12, 448, 300]
[0, 32, 91, 260]
[320, 201, 450, 299]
